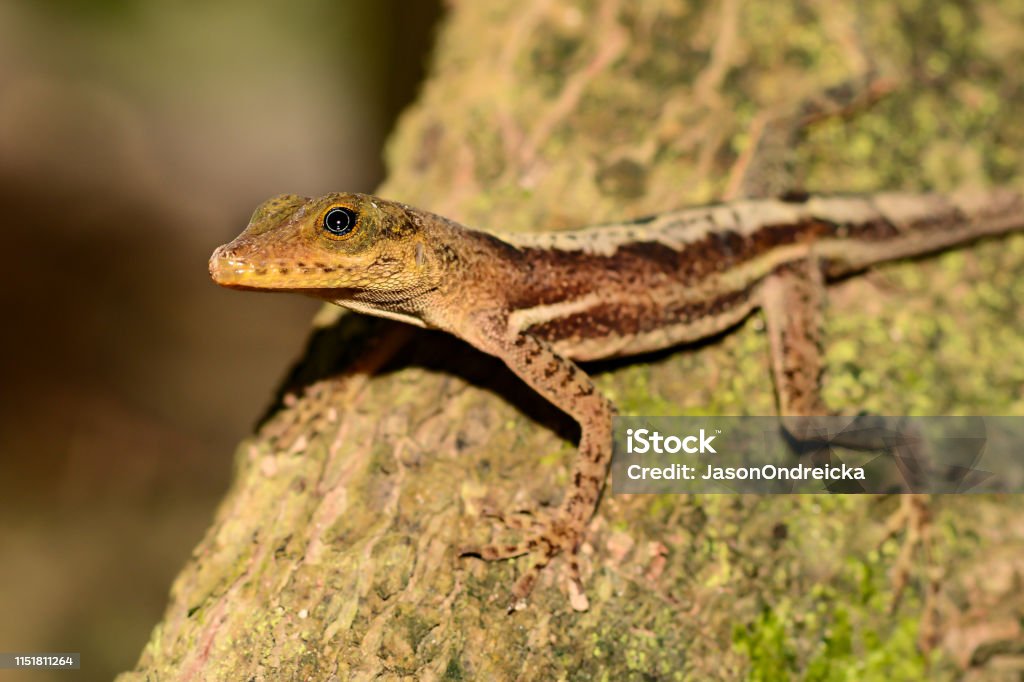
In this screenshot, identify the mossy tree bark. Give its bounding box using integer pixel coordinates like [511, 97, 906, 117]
[121, 1, 1024, 679]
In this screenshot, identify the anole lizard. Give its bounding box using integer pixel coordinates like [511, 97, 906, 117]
[210, 188, 1024, 609]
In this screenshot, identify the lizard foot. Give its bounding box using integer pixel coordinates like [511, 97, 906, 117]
[459, 513, 588, 612]
[880, 494, 933, 614]
[478, 503, 548, 532]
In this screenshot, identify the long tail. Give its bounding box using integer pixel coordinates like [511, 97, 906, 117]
[499, 188, 1024, 273]
[811, 188, 1024, 276]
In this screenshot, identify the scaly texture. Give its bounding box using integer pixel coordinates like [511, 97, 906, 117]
[123, 0, 1024, 679]
[209, 187, 1023, 612]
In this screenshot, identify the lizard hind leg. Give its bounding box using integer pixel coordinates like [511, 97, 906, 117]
[759, 257, 933, 611]
[759, 257, 830, 431]
[760, 258, 926, 459]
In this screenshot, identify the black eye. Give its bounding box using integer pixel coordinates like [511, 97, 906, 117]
[323, 207, 357, 236]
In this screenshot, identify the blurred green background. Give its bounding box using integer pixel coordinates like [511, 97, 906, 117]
[0, 1, 441, 679]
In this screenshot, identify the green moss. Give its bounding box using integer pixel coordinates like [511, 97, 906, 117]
[734, 608, 799, 681]
[443, 656, 465, 681]
[734, 558, 932, 681]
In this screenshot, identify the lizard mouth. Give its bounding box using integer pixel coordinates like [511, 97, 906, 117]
[208, 244, 363, 293]
[208, 244, 291, 289]
[208, 244, 256, 287]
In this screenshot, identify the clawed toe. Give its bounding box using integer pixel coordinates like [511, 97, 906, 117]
[881, 494, 932, 613]
[479, 505, 550, 532]
[460, 515, 586, 609]
[458, 538, 534, 561]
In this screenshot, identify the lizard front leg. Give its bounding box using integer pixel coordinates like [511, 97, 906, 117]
[457, 315, 614, 611]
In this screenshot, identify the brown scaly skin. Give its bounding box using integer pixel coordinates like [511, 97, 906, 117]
[210, 188, 1024, 610]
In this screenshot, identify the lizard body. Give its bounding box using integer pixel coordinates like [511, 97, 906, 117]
[210, 188, 1024, 609]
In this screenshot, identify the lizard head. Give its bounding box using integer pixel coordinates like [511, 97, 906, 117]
[209, 192, 444, 298]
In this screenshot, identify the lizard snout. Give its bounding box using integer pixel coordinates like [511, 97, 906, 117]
[209, 243, 250, 286]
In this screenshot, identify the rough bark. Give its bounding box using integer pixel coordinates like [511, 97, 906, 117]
[121, 1, 1024, 679]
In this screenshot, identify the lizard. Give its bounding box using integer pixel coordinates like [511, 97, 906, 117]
[209, 187, 1024, 610]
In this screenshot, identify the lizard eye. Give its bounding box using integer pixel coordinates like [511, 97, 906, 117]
[323, 207, 358, 237]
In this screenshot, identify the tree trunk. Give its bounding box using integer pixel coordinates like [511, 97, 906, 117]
[120, 1, 1024, 679]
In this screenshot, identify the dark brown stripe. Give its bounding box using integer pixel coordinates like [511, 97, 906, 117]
[497, 209, 944, 314]
[524, 287, 752, 343]
[506, 219, 827, 308]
